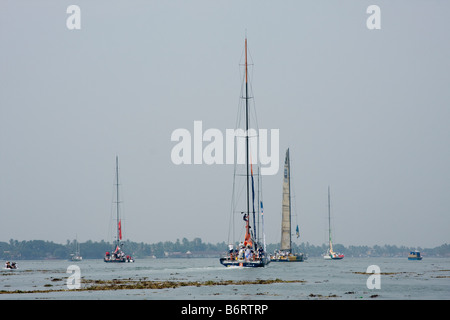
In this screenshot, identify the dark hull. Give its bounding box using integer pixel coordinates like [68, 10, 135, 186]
[104, 258, 134, 263]
[219, 257, 270, 268]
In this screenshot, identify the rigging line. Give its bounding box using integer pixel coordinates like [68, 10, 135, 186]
[229, 39, 264, 250]
[247, 84, 261, 134]
[245, 38, 250, 247]
[247, 40, 265, 248]
[228, 176, 235, 245]
[245, 46, 261, 133]
[289, 155, 300, 236]
[229, 168, 245, 245]
[229, 89, 248, 246]
[114, 157, 129, 243]
[259, 167, 265, 250]
[229, 132, 241, 245]
[233, 132, 259, 139]
[107, 162, 118, 244]
[248, 91, 260, 132]
[235, 173, 261, 177]
[235, 50, 248, 133]
[249, 150, 257, 243]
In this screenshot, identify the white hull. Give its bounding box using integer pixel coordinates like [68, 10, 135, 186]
[323, 253, 344, 260]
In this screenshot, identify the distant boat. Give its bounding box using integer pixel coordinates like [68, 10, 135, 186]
[219, 37, 269, 268]
[270, 148, 305, 262]
[104, 156, 135, 263]
[323, 186, 344, 260]
[70, 236, 83, 261]
[4, 261, 18, 270]
[408, 250, 423, 260]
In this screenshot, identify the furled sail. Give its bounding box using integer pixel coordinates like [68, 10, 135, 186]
[280, 148, 291, 252]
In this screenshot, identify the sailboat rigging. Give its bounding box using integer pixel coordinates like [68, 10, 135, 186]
[104, 156, 134, 263]
[70, 235, 82, 261]
[270, 148, 305, 262]
[219, 37, 270, 268]
[323, 186, 344, 260]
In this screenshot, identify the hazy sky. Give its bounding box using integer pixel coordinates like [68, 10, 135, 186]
[1, 1, 449, 248]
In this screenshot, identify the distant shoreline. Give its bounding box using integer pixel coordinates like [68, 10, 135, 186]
[2, 239, 449, 260]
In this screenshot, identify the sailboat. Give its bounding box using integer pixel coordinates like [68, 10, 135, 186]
[70, 236, 82, 261]
[323, 186, 344, 260]
[104, 156, 135, 263]
[219, 37, 270, 268]
[270, 148, 305, 262]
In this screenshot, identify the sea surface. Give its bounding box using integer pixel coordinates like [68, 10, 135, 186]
[1, 257, 449, 300]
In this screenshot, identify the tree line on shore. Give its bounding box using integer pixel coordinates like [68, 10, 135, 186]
[1, 238, 449, 260]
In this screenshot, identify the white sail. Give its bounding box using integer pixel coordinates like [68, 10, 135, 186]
[270, 148, 305, 262]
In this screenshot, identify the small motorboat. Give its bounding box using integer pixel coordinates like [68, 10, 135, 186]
[408, 250, 423, 260]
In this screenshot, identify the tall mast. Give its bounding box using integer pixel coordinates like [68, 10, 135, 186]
[116, 156, 120, 246]
[245, 38, 250, 244]
[328, 186, 332, 249]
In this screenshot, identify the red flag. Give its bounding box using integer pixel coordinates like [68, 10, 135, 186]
[118, 219, 122, 240]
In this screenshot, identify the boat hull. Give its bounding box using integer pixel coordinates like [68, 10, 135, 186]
[104, 258, 134, 263]
[219, 257, 270, 268]
[270, 254, 305, 262]
[323, 254, 344, 260]
[408, 251, 422, 260]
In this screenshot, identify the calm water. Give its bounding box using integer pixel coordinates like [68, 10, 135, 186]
[1, 257, 449, 300]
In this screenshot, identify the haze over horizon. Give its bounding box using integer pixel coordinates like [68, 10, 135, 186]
[1, 1, 449, 249]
